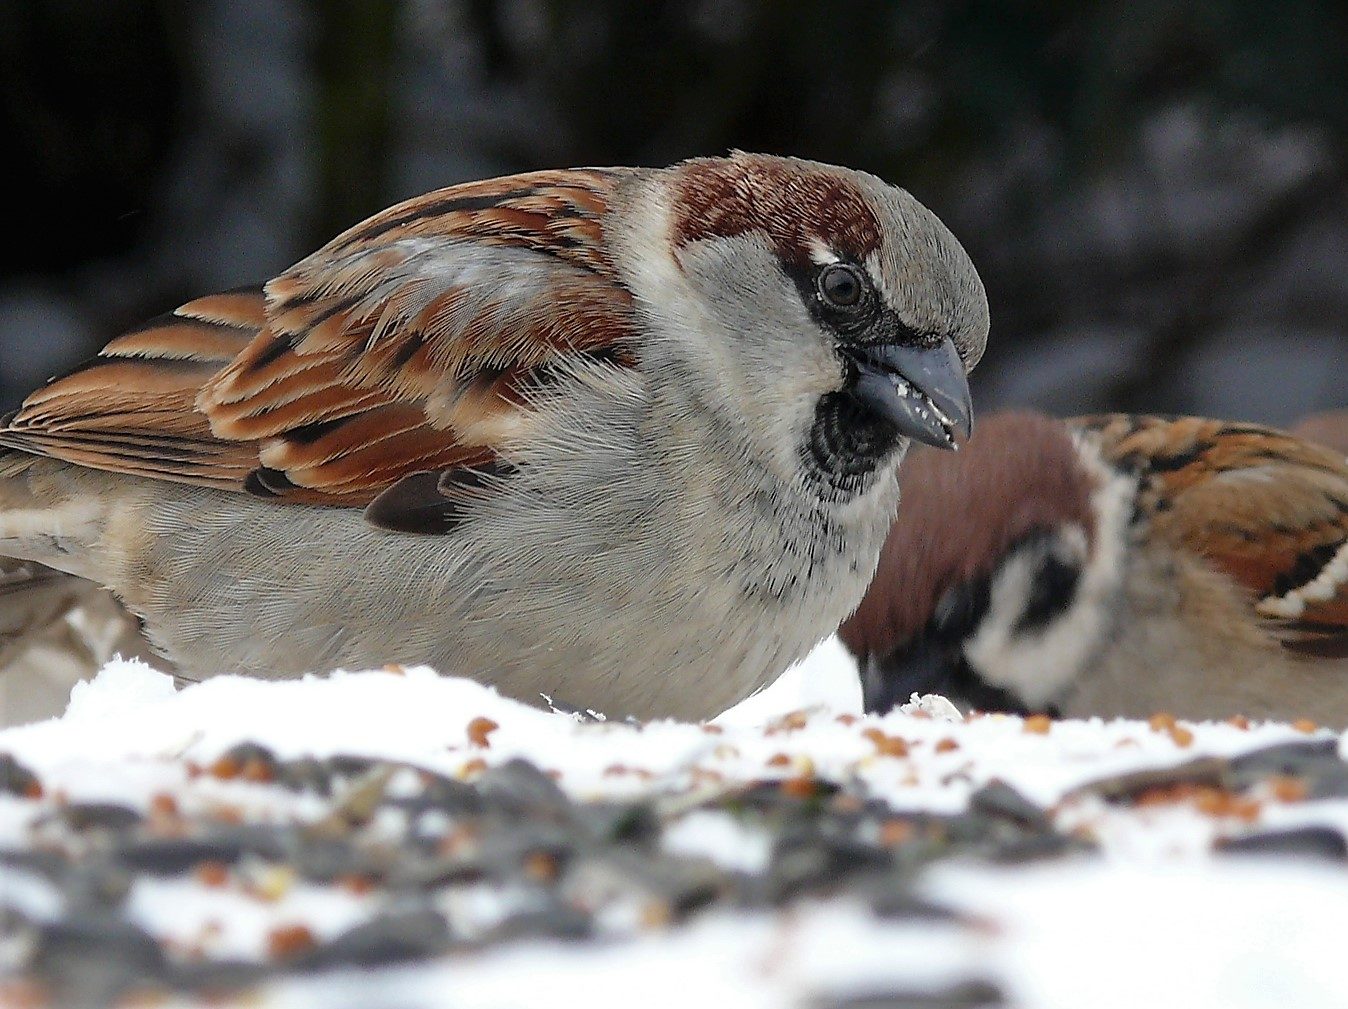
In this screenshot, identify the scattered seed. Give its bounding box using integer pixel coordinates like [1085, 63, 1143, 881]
[1147, 713, 1177, 733]
[1219, 826, 1346, 860]
[467, 717, 500, 748]
[1269, 776, 1308, 803]
[879, 820, 914, 847]
[640, 900, 673, 930]
[1070, 757, 1228, 802]
[194, 861, 230, 888]
[60, 803, 143, 832]
[524, 851, 559, 882]
[241, 758, 274, 783]
[969, 781, 1051, 831]
[1191, 788, 1259, 822]
[247, 865, 298, 903]
[862, 728, 909, 757]
[1022, 715, 1052, 735]
[780, 776, 817, 798]
[298, 910, 452, 968]
[267, 924, 317, 960]
[1168, 725, 1195, 748]
[208, 756, 241, 781]
[336, 873, 374, 896]
[767, 711, 810, 734]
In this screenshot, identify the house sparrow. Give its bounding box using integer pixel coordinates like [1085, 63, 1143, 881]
[0, 152, 988, 720]
[842, 412, 1348, 724]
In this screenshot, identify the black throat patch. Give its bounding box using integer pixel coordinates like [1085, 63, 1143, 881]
[804, 390, 900, 496]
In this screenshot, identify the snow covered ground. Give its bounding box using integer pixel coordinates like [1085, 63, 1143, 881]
[2, 640, 1348, 1008]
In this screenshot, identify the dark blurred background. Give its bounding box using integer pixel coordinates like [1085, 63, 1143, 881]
[2, 0, 1345, 420]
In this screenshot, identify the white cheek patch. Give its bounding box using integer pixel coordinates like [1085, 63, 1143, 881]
[863, 250, 895, 311]
[807, 239, 841, 266]
[963, 439, 1136, 708]
[1257, 539, 1348, 619]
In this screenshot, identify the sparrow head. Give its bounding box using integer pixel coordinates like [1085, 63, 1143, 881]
[612, 151, 988, 491]
[839, 412, 1134, 714]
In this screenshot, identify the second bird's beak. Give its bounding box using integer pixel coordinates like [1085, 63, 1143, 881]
[862, 642, 1038, 717]
[860, 644, 949, 714]
[847, 338, 972, 450]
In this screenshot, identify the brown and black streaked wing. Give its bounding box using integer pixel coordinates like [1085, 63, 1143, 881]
[1078, 414, 1348, 657]
[1, 169, 639, 529]
[0, 287, 264, 488]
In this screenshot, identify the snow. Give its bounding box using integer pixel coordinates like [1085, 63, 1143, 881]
[661, 810, 773, 874]
[253, 904, 981, 1009]
[125, 874, 374, 962]
[928, 860, 1348, 1009]
[4, 637, 1348, 1007]
[716, 633, 862, 725]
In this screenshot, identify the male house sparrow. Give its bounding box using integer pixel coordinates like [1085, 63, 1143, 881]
[842, 412, 1348, 724]
[0, 153, 988, 720]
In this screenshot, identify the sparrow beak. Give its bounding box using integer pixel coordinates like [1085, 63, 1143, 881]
[860, 641, 951, 714]
[862, 642, 1037, 716]
[847, 338, 973, 450]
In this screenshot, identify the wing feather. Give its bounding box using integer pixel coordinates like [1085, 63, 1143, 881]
[0, 169, 638, 525]
[1077, 414, 1348, 655]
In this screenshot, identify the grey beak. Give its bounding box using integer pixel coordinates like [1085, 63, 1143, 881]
[861, 641, 951, 714]
[849, 338, 973, 450]
[862, 643, 1038, 717]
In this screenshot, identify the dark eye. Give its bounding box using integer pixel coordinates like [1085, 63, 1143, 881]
[817, 263, 865, 308]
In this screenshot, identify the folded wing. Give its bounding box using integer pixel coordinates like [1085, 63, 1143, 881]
[1, 168, 637, 529]
[1079, 414, 1348, 658]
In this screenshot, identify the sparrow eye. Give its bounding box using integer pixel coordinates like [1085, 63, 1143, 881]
[817, 263, 865, 308]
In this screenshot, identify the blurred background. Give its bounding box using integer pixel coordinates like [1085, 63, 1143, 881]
[2, 0, 1345, 421]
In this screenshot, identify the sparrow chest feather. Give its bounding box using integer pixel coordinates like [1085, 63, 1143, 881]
[447, 388, 906, 717]
[73, 379, 897, 721]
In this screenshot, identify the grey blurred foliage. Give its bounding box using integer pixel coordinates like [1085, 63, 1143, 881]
[1, 0, 1344, 421]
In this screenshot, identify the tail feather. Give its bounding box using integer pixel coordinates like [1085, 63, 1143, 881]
[0, 561, 157, 726]
[0, 559, 89, 664]
[0, 286, 264, 488]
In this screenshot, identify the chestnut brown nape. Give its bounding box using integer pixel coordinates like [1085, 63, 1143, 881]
[839, 411, 1098, 659]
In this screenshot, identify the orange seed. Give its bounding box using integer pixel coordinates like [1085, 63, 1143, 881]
[466, 716, 500, 748]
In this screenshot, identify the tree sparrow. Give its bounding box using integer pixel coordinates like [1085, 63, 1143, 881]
[0, 153, 988, 720]
[843, 412, 1348, 724]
